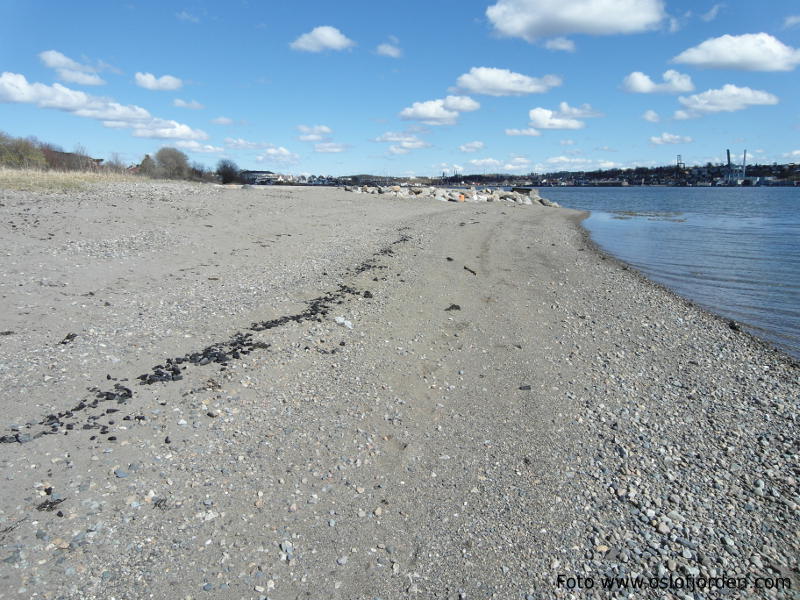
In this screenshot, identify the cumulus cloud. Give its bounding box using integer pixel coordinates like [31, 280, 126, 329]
[469, 157, 502, 168]
[504, 156, 532, 171]
[455, 67, 561, 96]
[443, 95, 480, 111]
[224, 137, 263, 149]
[545, 37, 576, 52]
[39, 50, 106, 86]
[256, 146, 299, 164]
[650, 132, 693, 145]
[174, 98, 204, 109]
[642, 109, 660, 122]
[0, 71, 206, 140]
[376, 38, 402, 58]
[297, 124, 332, 142]
[290, 26, 355, 52]
[505, 127, 541, 136]
[528, 108, 586, 129]
[176, 140, 223, 153]
[459, 141, 485, 152]
[135, 72, 183, 90]
[314, 142, 348, 153]
[212, 116, 233, 125]
[374, 131, 430, 155]
[399, 95, 479, 125]
[131, 120, 207, 140]
[555, 101, 602, 118]
[674, 84, 779, 119]
[467, 156, 531, 171]
[622, 69, 694, 93]
[527, 102, 601, 129]
[486, 0, 665, 42]
[672, 33, 800, 71]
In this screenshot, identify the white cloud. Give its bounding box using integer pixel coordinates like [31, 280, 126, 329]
[224, 137, 263, 149]
[38, 50, 106, 86]
[443, 95, 480, 111]
[0, 71, 205, 140]
[314, 142, 347, 153]
[57, 70, 105, 86]
[135, 72, 183, 90]
[256, 146, 299, 164]
[560, 139, 575, 145]
[672, 33, 800, 71]
[700, 4, 723, 21]
[528, 102, 601, 130]
[782, 149, 800, 158]
[650, 132, 693, 145]
[642, 109, 660, 122]
[504, 156, 532, 171]
[174, 98, 204, 109]
[297, 124, 332, 141]
[376, 43, 402, 58]
[545, 155, 620, 170]
[399, 95, 479, 125]
[555, 101, 602, 118]
[469, 157, 502, 168]
[674, 84, 779, 119]
[545, 37, 576, 52]
[505, 127, 541, 136]
[455, 67, 561, 96]
[459, 141, 485, 152]
[212, 116, 233, 125]
[622, 69, 694, 93]
[486, 0, 665, 42]
[785, 16, 800, 28]
[290, 26, 355, 52]
[374, 131, 430, 154]
[176, 140, 223, 153]
[131, 119, 207, 140]
[466, 156, 532, 172]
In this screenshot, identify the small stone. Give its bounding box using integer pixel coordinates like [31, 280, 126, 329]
[337, 556, 348, 566]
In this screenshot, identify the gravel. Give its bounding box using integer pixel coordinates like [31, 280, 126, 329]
[0, 181, 796, 599]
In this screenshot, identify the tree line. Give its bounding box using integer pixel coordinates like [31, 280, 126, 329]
[0, 130, 242, 184]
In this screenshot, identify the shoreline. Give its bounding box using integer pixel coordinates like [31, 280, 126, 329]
[0, 182, 797, 598]
[574, 212, 800, 368]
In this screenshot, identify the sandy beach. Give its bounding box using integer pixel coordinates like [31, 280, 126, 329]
[0, 181, 797, 599]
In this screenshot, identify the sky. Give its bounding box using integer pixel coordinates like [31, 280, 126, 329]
[1, 0, 799, 176]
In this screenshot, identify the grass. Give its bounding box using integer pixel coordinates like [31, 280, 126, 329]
[0, 167, 142, 192]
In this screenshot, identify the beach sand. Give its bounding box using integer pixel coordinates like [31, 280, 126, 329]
[0, 181, 797, 598]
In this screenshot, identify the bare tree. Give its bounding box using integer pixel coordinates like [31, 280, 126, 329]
[139, 154, 158, 177]
[155, 147, 189, 179]
[216, 159, 240, 184]
[105, 152, 127, 173]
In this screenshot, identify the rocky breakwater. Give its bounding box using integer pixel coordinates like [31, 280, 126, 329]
[343, 184, 559, 207]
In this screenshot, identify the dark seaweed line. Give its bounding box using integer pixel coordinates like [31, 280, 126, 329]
[0, 231, 412, 446]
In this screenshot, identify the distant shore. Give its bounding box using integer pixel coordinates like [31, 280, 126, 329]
[0, 181, 796, 598]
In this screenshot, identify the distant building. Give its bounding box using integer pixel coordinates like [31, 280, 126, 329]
[240, 170, 278, 184]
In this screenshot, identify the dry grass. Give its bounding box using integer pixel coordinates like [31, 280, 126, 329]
[0, 167, 142, 192]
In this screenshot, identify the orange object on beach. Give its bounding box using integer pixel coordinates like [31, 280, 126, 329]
[458, 194, 465, 202]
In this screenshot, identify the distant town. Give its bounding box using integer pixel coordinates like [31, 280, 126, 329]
[244, 156, 799, 188]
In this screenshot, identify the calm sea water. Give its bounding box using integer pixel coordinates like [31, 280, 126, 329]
[541, 187, 800, 359]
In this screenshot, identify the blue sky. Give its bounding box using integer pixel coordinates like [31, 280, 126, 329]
[1, 0, 798, 176]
